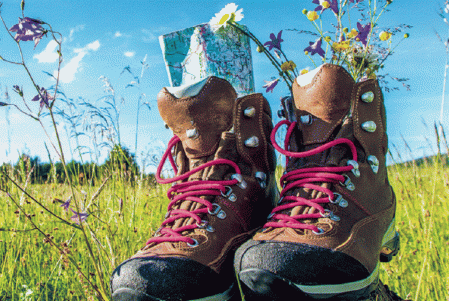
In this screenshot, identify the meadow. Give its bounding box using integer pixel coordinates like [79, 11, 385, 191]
[1, 1, 448, 300]
[1, 142, 448, 300]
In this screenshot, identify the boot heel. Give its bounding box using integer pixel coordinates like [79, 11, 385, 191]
[380, 231, 400, 262]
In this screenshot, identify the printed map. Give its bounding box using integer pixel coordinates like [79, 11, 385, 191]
[159, 23, 255, 96]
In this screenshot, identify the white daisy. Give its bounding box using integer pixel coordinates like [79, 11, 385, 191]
[209, 3, 244, 31]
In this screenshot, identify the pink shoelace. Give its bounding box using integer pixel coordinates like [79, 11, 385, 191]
[264, 120, 358, 233]
[146, 135, 242, 246]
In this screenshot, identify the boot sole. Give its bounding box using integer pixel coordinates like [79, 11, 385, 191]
[112, 284, 235, 301]
[238, 223, 400, 300]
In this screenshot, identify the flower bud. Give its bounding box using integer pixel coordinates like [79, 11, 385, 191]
[343, 27, 349, 33]
[322, 1, 330, 8]
[257, 45, 264, 53]
[302, 9, 308, 14]
[304, 50, 309, 55]
[404, 33, 409, 38]
[324, 36, 331, 42]
[0, 102, 8, 107]
[21, 0, 25, 11]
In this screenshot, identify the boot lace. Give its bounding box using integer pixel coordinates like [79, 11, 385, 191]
[264, 120, 358, 233]
[146, 135, 242, 246]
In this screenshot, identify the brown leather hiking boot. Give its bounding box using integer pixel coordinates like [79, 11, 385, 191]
[234, 64, 400, 301]
[110, 76, 278, 301]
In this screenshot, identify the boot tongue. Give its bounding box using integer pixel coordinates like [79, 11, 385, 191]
[292, 64, 354, 145]
[157, 76, 237, 160]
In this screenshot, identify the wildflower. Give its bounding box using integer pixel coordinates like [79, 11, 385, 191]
[304, 38, 325, 58]
[281, 61, 297, 72]
[13, 85, 23, 97]
[300, 67, 310, 75]
[31, 87, 53, 108]
[347, 29, 358, 39]
[264, 30, 284, 51]
[307, 11, 319, 21]
[263, 78, 279, 93]
[60, 196, 71, 211]
[9, 17, 46, 48]
[355, 22, 371, 47]
[70, 209, 88, 224]
[313, 0, 339, 14]
[332, 41, 350, 52]
[379, 31, 392, 41]
[209, 3, 243, 31]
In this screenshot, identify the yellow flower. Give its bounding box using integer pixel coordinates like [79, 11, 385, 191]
[300, 68, 310, 75]
[347, 29, 358, 39]
[379, 31, 392, 41]
[321, 1, 330, 8]
[210, 3, 244, 31]
[307, 11, 319, 21]
[332, 41, 350, 52]
[281, 61, 297, 72]
[404, 33, 410, 38]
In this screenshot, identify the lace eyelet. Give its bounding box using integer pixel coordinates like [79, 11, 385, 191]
[208, 204, 220, 215]
[221, 186, 233, 198]
[187, 238, 199, 248]
[231, 174, 247, 189]
[312, 228, 325, 235]
[339, 174, 355, 191]
[196, 220, 208, 229]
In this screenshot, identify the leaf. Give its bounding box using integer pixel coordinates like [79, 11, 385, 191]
[42, 71, 57, 80]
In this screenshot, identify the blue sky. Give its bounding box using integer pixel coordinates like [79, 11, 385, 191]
[0, 0, 447, 169]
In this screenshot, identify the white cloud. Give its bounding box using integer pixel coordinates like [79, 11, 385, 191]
[142, 29, 157, 43]
[87, 40, 100, 51]
[33, 40, 59, 63]
[124, 51, 135, 57]
[67, 24, 85, 42]
[114, 31, 122, 37]
[58, 51, 87, 84]
[56, 40, 100, 84]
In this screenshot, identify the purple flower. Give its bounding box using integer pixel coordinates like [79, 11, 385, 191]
[31, 87, 53, 108]
[313, 0, 339, 15]
[304, 38, 325, 58]
[13, 85, 23, 97]
[264, 30, 284, 51]
[356, 22, 371, 47]
[60, 197, 71, 211]
[263, 79, 279, 93]
[9, 17, 46, 48]
[70, 209, 88, 224]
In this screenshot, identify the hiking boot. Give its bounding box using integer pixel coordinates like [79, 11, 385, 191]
[234, 64, 400, 301]
[110, 76, 278, 301]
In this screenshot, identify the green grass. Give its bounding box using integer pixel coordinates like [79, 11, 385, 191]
[0, 158, 448, 300]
